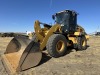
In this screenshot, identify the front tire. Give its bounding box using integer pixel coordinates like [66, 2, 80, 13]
[46, 34, 67, 58]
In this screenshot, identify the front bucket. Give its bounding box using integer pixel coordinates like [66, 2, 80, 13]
[1, 36, 42, 74]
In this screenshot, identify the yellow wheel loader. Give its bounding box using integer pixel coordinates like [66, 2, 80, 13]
[1, 10, 89, 74]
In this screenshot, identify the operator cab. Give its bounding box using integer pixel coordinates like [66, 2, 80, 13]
[52, 10, 77, 33]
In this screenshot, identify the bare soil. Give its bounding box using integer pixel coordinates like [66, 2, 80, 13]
[0, 36, 100, 75]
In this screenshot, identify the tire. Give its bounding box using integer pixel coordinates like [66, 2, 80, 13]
[46, 34, 67, 58]
[77, 36, 87, 50]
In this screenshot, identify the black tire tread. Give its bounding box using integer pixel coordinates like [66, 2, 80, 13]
[46, 34, 67, 58]
[77, 36, 87, 50]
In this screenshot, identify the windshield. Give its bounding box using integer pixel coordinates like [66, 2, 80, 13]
[54, 12, 69, 24]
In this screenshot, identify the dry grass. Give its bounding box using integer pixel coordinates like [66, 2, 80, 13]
[0, 37, 12, 51]
[0, 36, 100, 75]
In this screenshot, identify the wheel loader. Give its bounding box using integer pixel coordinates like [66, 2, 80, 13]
[1, 10, 89, 74]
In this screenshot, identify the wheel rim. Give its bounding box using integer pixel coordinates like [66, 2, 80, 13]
[82, 40, 86, 46]
[56, 40, 65, 52]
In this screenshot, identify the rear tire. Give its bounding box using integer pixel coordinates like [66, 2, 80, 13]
[46, 34, 67, 58]
[77, 36, 87, 50]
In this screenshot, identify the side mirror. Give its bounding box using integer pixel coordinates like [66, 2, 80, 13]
[52, 15, 55, 20]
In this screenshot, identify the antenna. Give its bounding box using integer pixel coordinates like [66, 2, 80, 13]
[50, 0, 53, 8]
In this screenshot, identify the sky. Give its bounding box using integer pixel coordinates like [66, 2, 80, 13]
[0, 0, 100, 33]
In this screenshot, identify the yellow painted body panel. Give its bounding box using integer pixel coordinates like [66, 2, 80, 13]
[68, 37, 77, 44]
[34, 20, 89, 50]
[34, 20, 61, 50]
[74, 32, 81, 36]
[40, 25, 61, 50]
[85, 35, 89, 40]
[34, 20, 44, 42]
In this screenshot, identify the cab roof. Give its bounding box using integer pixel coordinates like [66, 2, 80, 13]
[55, 10, 78, 15]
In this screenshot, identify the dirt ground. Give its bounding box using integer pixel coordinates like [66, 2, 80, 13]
[0, 36, 100, 75]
